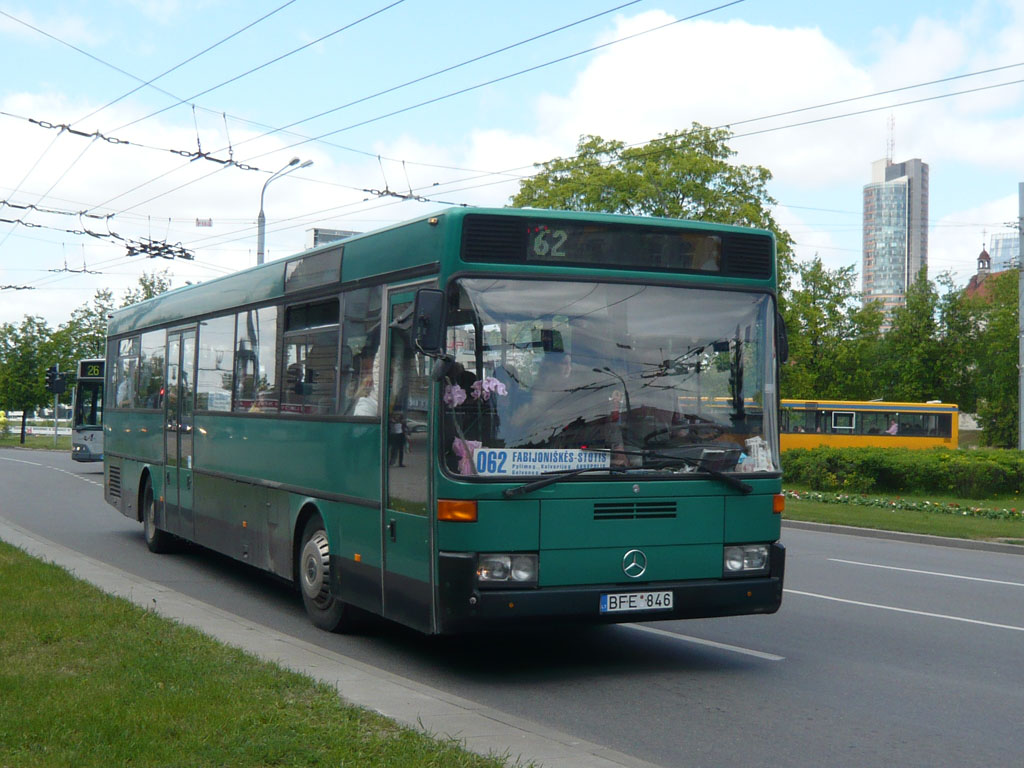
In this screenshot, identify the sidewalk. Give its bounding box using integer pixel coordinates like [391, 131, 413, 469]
[0, 515, 660, 768]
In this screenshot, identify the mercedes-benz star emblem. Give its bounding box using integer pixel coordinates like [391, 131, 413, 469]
[622, 549, 647, 578]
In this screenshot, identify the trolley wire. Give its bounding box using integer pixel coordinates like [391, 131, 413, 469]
[74, 0, 301, 126]
[111, 0, 409, 133]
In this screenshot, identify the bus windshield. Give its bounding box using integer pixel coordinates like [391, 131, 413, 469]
[440, 278, 779, 478]
[73, 379, 104, 428]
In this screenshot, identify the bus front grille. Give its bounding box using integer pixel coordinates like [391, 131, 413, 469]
[594, 501, 677, 520]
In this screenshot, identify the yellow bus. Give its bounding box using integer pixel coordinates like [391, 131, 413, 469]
[780, 399, 958, 450]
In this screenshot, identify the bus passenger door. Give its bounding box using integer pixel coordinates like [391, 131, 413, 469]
[164, 328, 196, 539]
[382, 287, 435, 633]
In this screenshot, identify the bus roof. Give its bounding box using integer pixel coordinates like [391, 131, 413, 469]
[107, 207, 776, 337]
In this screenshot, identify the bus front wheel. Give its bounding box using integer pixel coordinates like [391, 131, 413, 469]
[142, 480, 173, 554]
[298, 517, 351, 632]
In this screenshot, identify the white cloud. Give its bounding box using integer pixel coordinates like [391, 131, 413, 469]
[5, 1, 1024, 328]
[0, 7, 106, 46]
[453, 3, 1024, 291]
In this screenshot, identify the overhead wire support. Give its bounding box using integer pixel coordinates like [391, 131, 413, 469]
[0, 212, 194, 261]
[361, 186, 468, 207]
[49, 259, 102, 275]
[13, 111, 264, 171]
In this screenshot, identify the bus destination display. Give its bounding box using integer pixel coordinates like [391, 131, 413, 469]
[527, 221, 722, 272]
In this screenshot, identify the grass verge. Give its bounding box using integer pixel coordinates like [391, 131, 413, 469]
[783, 487, 1024, 543]
[0, 541, 520, 768]
[0, 434, 72, 451]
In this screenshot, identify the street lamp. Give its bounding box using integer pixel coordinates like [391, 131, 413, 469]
[593, 366, 631, 416]
[256, 157, 312, 265]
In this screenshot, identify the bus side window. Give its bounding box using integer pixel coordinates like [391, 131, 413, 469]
[114, 337, 139, 408]
[280, 300, 340, 416]
[340, 286, 382, 417]
[234, 306, 280, 413]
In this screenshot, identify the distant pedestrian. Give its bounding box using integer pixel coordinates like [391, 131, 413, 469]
[389, 410, 407, 466]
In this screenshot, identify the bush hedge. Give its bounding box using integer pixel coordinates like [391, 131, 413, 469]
[781, 447, 1024, 498]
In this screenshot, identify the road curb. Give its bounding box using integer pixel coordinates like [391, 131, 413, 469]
[783, 519, 1024, 555]
[0, 515, 660, 768]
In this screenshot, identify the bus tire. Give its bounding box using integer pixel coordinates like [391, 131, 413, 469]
[298, 516, 351, 632]
[142, 479, 174, 554]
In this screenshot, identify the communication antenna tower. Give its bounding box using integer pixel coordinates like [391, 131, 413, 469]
[886, 115, 895, 166]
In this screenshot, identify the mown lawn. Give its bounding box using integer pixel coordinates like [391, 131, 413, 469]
[0, 541, 522, 768]
[783, 485, 1024, 544]
[0, 434, 71, 451]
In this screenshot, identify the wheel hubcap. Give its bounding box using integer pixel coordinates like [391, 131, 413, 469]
[300, 530, 331, 608]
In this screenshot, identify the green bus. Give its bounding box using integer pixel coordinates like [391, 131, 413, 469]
[104, 208, 786, 634]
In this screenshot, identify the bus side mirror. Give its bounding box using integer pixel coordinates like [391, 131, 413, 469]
[413, 288, 447, 355]
[776, 311, 789, 364]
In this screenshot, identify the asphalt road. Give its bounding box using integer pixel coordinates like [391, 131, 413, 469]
[2, 447, 1022, 768]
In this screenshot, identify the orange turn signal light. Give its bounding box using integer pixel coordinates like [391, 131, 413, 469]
[773, 494, 785, 514]
[437, 499, 478, 522]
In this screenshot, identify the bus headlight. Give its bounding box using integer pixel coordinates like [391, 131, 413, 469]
[477, 554, 538, 588]
[723, 545, 769, 576]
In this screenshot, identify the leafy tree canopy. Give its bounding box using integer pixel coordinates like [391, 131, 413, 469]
[0, 316, 56, 441]
[509, 124, 795, 289]
[781, 256, 882, 400]
[121, 269, 173, 307]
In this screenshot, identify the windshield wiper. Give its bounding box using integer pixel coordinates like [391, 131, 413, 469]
[501, 448, 754, 498]
[642, 451, 753, 494]
[502, 466, 631, 498]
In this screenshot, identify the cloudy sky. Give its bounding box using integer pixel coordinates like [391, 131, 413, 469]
[2, 0, 1023, 327]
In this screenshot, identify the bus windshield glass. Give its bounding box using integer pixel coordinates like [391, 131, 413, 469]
[73, 379, 104, 428]
[440, 278, 779, 479]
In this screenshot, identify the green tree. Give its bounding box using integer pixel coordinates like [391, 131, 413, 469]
[780, 257, 882, 399]
[121, 269, 173, 307]
[510, 124, 795, 290]
[50, 288, 115, 370]
[875, 270, 981, 411]
[934, 273, 981, 412]
[972, 271, 1018, 446]
[0, 316, 56, 443]
[876, 270, 942, 401]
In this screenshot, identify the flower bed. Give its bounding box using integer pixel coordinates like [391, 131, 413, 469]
[782, 489, 1024, 521]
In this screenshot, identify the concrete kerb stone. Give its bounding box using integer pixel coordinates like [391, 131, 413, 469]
[0, 516, 660, 768]
[783, 519, 1024, 555]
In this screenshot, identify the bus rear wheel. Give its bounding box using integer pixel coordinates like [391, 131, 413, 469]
[142, 480, 173, 554]
[298, 517, 351, 632]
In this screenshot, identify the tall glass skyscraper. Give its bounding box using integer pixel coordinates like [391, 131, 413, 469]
[862, 158, 929, 322]
[989, 231, 1020, 271]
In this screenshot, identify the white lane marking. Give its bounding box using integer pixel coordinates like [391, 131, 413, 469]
[785, 589, 1024, 632]
[829, 558, 1024, 588]
[0, 456, 102, 487]
[623, 623, 785, 661]
[0, 456, 44, 467]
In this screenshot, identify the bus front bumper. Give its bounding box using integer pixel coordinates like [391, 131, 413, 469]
[72, 444, 103, 462]
[436, 543, 784, 634]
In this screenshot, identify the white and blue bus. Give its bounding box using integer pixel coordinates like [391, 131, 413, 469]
[72, 358, 104, 462]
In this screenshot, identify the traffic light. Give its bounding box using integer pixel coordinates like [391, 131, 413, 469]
[44, 365, 67, 395]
